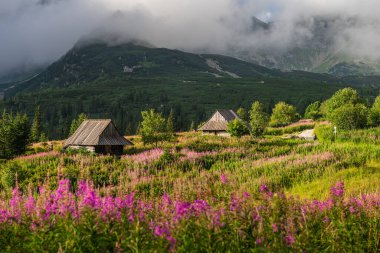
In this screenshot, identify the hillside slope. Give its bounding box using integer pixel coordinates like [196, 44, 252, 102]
[7, 43, 280, 95]
[1, 42, 380, 139]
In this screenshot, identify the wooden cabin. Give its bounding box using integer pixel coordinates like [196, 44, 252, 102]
[64, 119, 133, 155]
[198, 109, 240, 136]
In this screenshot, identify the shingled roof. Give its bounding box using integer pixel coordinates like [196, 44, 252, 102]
[64, 119, 132, 147]
[198, 110, 240, 131]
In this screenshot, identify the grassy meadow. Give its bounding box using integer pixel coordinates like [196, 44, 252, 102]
[0, 126, 379, 252]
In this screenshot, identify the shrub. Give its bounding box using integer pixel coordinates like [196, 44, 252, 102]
[270, 102, 298, 127]
[152, 149, 177, 169]
[315, 124, 335, 142]
[321, 88, 361, 119]
[368, 95, 380, 127]
[187, 140, 221, 152]
[304, 101, 322, 120]
[227, 119, 249, 138]
[330, 104, 368, 130]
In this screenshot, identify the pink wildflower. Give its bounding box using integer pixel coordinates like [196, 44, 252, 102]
[330, 182, 345, 198]
[221, 174, 228, 184]
[259, 184, 273, 197]
[272, 223, 279, 232]
[285, 234, 295, 246]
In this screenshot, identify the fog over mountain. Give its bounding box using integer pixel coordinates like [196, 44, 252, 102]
[2, 0, 380, 77]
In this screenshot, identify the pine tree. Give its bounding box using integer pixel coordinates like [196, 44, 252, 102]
[30, 106, 42, 143]
[189, 121, 195, 131]
[69, 113, 88, 136]
[0, 111, 30, 159]
[166, 109, 175, 133]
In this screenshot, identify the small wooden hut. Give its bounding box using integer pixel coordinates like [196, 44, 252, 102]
[198, 109, 240, 136]
[64, 119, 132, 155]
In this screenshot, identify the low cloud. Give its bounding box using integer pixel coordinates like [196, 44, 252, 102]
[1, 0, 380, 77]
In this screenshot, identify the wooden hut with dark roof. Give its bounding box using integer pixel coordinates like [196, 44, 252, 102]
[198, 109, 240, 136]
[64, 119, 133, 155]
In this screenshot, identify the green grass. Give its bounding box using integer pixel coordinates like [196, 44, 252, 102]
[290, 160, 380, 199]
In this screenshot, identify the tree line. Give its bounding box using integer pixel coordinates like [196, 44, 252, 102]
[1, 87, 379, 158]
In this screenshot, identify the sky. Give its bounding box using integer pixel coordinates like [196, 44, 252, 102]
[1, 0, 380, 77]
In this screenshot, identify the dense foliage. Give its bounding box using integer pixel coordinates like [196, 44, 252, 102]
[227, 119, 249, 137]
[269, 102, 299, 127]
[249, 101, 269, 137]
[0, 111, 30, 159]
[330, 104, 368, 130]
[139, 109, 174, 146]
[314, 124, 335, 142]
[321, 88, 362, 117]
[369, 95, 380, 126]
[304, 101, 322, 120]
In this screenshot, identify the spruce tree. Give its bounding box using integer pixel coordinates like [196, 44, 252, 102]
[0, 111, 30, 159]
[30, 106, 42, 143]
[166, 109, 175, 133]
[69, 113, 88, 136]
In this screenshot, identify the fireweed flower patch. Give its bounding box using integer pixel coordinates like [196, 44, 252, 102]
[0, 180, 379, 252]
[122, 148, 165, 164]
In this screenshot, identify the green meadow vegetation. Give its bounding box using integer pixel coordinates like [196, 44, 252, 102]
[0, 128, 379, 252]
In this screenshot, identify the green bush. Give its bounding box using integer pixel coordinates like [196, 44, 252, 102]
[321, 88, 361, 119]
[368, 95, 380, 127]
[270, 102, 299, 127]
[304, 101, 322, 120]
[187, 140, 221, 152]
[315, 124, 335, 142]
[227, 119, 249, 138]
[330, 104, 368, 130]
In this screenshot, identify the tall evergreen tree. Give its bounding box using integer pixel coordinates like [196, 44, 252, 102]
[166, 109, 175, 133]
[69, 113, 88, 136]
[0, 111, 30, 159]
[30, 106, 42, 143]
[189, 121, 195, 131]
